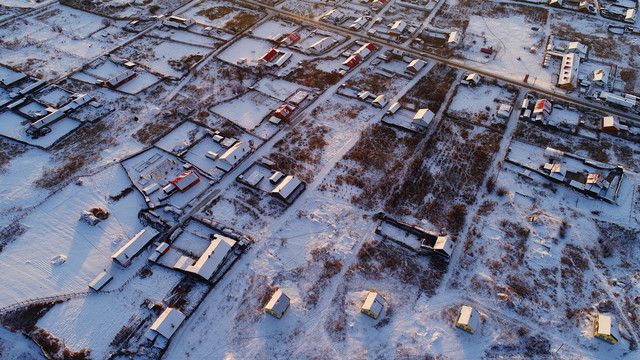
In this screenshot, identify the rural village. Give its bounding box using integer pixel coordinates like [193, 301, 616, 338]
[0, 0, 639, 358]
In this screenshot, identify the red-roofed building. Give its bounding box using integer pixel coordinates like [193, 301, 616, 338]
[353, 43, 376, 59]
[170, 170, 200, 193]
[342, 55, 361, 70]
[281, 32, 301, 46]
[274, 104, 295, 120]
[259, 49, 279, 64]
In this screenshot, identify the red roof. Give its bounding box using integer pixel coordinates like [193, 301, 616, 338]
[274, 104, 294, 120]
[480, 48, 493, 54]
[343, 55, 361, 68]
[170, 170, 200, 192]
[260, 49, 279, 63]
[282, 32, 301, 45]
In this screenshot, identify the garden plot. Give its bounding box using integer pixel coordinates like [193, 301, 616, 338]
[446, 83, 518, 131]
[33, 87, 73, 108]
[280, 0, 334, 19]
[181, 2, 263, 33]
[447, 165, 639, 358]
[210, 91, 281, 131]
[513, 120, 640, 173]
[154, 121, 209, 156]
[461, 14, 552, 85]
[217, 37, 274, 67]
[36, 267, 186, 359]
[250, 18, 300, 40]
[57, 0, 191, 19]
[121, 147, 210, 210]
[147, 28, 223, 49]
[73, 58, 161, 95]
[0, 5, 133, 80]
[114, 37, 211, 79]
[0, 165, 147, 308]
[320, 123, 421, 210]
[252, 78, 309, 101]
[181, 135, 227, 178]
[269, 96, 380, 183]
[0, 111, 81, 149]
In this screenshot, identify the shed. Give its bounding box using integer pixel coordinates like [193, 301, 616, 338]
[464, 73, 481, 86]
[88, 271, 113, 291]
[456, 305, 481, 334]
[497, 104, 512, 118]
[272, 175, 303, 201]
[372, 95, 388, 108]
[594, 314, 620, 344]
[112, 227, 160, 267]
[361, 291, 385, 319]
[543, 147, 564, 160]
[184, 234, 236, 280]
[412, 108, 435, 127]
[149, 308, 186, 341]
[270, 171, 284, 184]
[170, 170, 200, 193]
[433, 236, 454, 258]
[386, 102, 401, 115]
[265, 290, 291, 318]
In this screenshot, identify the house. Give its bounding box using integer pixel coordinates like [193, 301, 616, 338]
[184, 234, 236, 280]
[323, 9, 344, 24]
[88, 271, 113, 291]
[265, 290, 291, 319]
[594, 314, 620, 344]
[557, 53, 580, 91]
[372, 95, 388, 108]
[543, 163, 565, 181]
[589, 68, 607, 86]
[17, 79, 47, 96]
[567, 41, 588, 58]
[308, 37, 335, 55]
[146, 308, 186, 342]
[455, 305, 481, 334]
[350, 17, 368, 30]
[386, 102, 401, 115]
[272, 175, 303, 201]
[218, 141, 250, 171]
[533, 99, 552, 120]
[497, 104, 512, 118]
[461, 73, 481, 86]
[448, 31, 461, 46]
[273, 52, 292, 67]
[412, 108, 435, 128]
[274, 104, 295, 120]
[281, 32, 301, 46]
[162, 16, 195, 29]
[149, 242, 170, 262]
[342, 55, 361, 70]
[112, 227, 160, 267]
[372, 0, 387, 8]
[601, 116, 628, 132]
[354, 43, 376, 59]
[170, 170, 200, 193]
[102, 70, 137, 89]
[406, 59, 426, 74]
[259, 48, 279, 64]
[389, 20, 406, 36]
[361, 291, 385, 319]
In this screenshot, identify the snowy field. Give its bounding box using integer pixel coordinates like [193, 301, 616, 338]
[0, 111, 81, 149]
[210, 91, 281, 131]
[250, 18, 299, 40]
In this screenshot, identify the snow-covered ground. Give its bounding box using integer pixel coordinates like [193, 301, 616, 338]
[1, 0, 640, 359]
